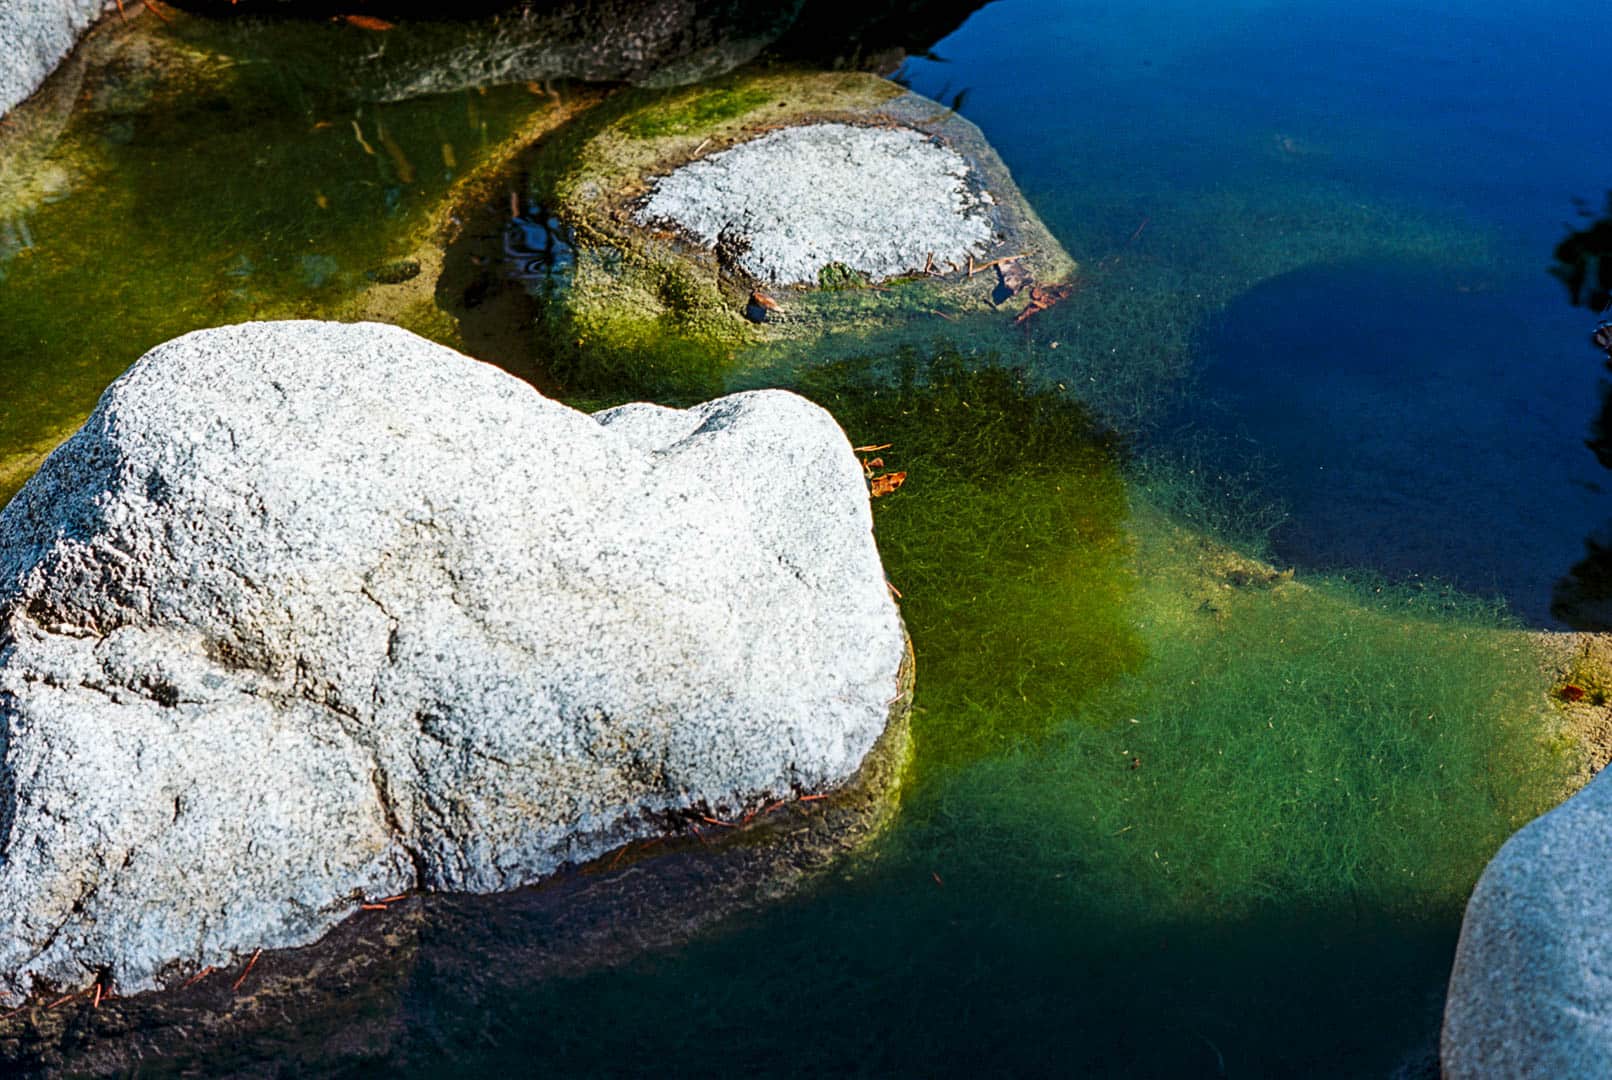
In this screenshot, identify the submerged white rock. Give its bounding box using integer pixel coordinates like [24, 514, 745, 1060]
[0, 320, 906, 997]
[1442, 769, 1612, 1077]
[633, 122, 999, 285]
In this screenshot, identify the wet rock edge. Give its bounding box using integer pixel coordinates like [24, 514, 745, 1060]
[0, 629, 914, 1077]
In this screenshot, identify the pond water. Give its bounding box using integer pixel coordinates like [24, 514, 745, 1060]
[898, 0, 1612, 629]
[1, 0, 1609, 1075]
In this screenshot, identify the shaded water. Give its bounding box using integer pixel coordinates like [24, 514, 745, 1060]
[0, 0, 1601, 1075]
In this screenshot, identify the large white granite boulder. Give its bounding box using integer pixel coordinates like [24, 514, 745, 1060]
[0, 319, 905, 998]
[0, 0, 110, 118]
[1442, 769, 1612, 1077]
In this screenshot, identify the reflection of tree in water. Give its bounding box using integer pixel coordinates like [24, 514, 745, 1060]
[1550, 190, 1612, 628]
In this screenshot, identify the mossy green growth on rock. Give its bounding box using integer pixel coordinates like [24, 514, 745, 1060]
[520, 69, 1077, 392]
[616, 84, 775, 138]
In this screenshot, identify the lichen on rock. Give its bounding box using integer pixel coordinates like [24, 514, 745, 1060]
[0, 319, 907, 1000]
[634, 122, 999, 286]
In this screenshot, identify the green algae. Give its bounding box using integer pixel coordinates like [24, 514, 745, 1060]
[794, 353, 1144, 771]
[383, 371, 1570, 1077]
[618, 84, 776, 139]
[0, 14, 574, 506]
[0, 25, 1587, 1075]
[509, 68, 1074, 394]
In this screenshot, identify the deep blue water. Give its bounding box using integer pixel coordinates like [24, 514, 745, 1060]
[904, 0, 1612, 627]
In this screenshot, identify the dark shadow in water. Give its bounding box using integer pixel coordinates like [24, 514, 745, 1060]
[1550, 191, 1612, 629]
[158, 0, 993, 104]
[436, 173, 572, 394]
[1184, 257, 1603, 628]
[340, 884, 1451, 1079]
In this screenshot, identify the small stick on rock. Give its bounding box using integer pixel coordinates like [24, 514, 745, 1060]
[970, 252, 1028, 277]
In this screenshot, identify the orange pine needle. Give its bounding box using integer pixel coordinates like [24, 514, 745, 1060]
[92, 983, 103, 1009]
[699, 815, 736, 827]
[232, 948, 262, 993]
[181, 965, 216, 989]
[798, 794, 829, 802]
[45, 992, 77, 1010]
[853, 444, 892, 453]
[338, 14, 395, 30]
[360, 903, 389, 911]
[377, 893, 406, 904]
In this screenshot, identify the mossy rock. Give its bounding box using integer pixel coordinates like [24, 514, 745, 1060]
[523, 70, 1078, 399]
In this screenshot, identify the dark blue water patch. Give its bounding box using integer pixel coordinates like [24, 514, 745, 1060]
[1181, 258, 1609, 627]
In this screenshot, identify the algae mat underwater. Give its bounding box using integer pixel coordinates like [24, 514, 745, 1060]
[0, 6, 1586, 1077]
[374, 354, 1560, 1077]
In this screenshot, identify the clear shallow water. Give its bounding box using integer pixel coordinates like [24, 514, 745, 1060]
[901, 0, 1612, 627]
[0, 1, 1599, 1076]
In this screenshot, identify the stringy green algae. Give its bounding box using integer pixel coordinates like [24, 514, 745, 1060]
[0, 25, 1579, 1075]
[407, 351, 1570, 1076]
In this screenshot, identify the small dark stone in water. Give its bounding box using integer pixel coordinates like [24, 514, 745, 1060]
[367, 259, 422, 285]
[745, 289, 779, 324]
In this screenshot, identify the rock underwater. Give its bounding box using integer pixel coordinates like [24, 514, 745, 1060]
[0, 319, 907, 1000]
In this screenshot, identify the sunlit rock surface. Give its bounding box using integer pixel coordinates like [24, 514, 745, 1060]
[0, 320, 905, 998]
[635, 122, 998, 285]
[1442, 769, 1612, 1077]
